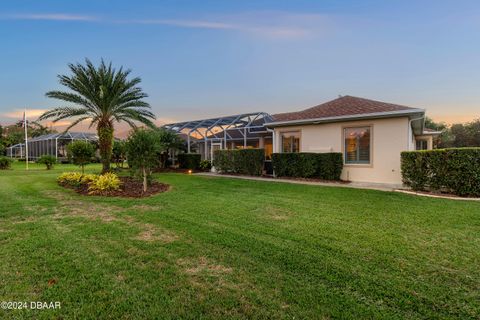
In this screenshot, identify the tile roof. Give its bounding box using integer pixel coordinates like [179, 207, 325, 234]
[271, 95, 419, 123]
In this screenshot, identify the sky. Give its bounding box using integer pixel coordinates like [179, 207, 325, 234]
[0, 0, 479, 131]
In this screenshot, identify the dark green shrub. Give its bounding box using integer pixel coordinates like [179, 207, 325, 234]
[199, 160, 212, 171]
[178, 153, 201, 170]
[272, 153, 343, 180]
[37, 155, 57, 170]
[0, 156, 13, 170]
[401, 148, 480, 197]
[67, 140, 96, 174]
[213, 149, 265, 176]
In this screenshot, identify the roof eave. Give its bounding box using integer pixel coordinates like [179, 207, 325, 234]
[266, 109, 426, 128]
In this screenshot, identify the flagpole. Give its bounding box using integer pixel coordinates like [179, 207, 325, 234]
[24, 108, 29, 170]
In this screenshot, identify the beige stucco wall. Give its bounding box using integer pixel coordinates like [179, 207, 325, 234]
[273, 117, 411, 184]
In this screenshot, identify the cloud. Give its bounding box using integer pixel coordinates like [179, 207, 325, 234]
[130, 19, 236, 30]
[2, 11, 332, 40]
[5, 13, 97, 21]
[1, 109, 48, 119]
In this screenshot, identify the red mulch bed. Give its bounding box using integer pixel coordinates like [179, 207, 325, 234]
[59, 176, 170, 198]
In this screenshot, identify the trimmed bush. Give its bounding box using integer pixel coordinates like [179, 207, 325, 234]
[213, 149, 265, 176]
[37, 155, 57, 170]
[401, 148, 480, 197]
[178, 153, 201, 170]
[272, 152, 343, 180]
[57, 172, 121, 194]
[0, 156, 13, 170]
[57, 172, 84, 187]
[199, 160, 212, 171]
[88, 173, 121, 194]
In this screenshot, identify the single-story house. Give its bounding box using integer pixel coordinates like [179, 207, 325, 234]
[165, 95, 440, 184]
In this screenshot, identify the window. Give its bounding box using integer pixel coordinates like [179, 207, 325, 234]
[416, 139, 428, 150]
[344, 127, 371, 164]
[281, 131, 300, 153]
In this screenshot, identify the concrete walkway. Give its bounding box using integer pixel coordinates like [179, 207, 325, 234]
[195, 172, 402, 192]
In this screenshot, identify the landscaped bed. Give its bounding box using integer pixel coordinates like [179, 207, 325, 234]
[0, 162, 479, 319]
[59, 175, 169, 198]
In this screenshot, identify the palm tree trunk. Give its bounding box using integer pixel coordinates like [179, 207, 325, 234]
[98, 125, 114, 174]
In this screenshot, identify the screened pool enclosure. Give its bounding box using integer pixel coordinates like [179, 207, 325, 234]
[163, 112, 275, 160]
[6, 132, 98, 160]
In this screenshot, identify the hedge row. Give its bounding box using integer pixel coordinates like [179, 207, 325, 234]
[401, 148, 480, 197]
[178, 153, 201, 170]
[213, 149, 265, 176]
[272, 152, 343, 180]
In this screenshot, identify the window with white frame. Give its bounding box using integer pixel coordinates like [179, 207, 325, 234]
[281, 131, 300, 153]
[416, 139, 428, 150]
[344, 127, 371, 164]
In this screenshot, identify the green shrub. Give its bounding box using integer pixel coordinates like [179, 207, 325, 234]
[272, 153, 343, 180]
[199, 160, 212, 171]
[213, 149, 265, 176]
[0, 156, 13, 170]
[88, 173, 121, 194]
[401, 148, 480, 197]
[68, 140, 96, 174]
[37, 155, 57, 170]
[57, 172, 84, 187]
[178, 153, 201, 170]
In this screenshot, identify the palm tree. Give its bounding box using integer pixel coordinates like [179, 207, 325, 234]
[39, 59, 156, 173]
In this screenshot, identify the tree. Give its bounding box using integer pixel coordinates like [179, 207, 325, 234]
[450, 123, 471, 147]
[467, 119, 480, 147]
[67, 141, 95, 174]
[37, 155, 57, 170]
[112, 140, 127, 168]
[39, 59, 156, 173]
[156, 128, 185, 168]
[125, 129, 162, 192]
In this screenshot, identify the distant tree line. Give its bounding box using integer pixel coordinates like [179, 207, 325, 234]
[0, 121, 56, 155]
[426, 117, 480, 148]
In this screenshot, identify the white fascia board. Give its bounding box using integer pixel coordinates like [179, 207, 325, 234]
[266, 109, 426, 127]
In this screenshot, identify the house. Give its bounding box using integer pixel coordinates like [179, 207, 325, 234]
[164, 96, 440, 185]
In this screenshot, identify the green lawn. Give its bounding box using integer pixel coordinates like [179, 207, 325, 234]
[0, 163, 479, 319]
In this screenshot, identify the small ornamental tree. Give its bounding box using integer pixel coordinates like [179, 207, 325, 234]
[37, 155, 57, 170]
[112, 140, 127, 168]
[126, 129, 162, 192]
[67, 140, 95, 174]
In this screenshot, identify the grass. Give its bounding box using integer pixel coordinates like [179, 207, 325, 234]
[0, 162, 479, 319]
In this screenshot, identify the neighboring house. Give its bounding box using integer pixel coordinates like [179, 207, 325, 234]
[165, 95, 440, 185]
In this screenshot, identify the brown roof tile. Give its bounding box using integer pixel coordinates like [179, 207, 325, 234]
[272, 95, 418, 123]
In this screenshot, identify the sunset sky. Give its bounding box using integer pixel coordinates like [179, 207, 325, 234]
[0, 0, 479, 130]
